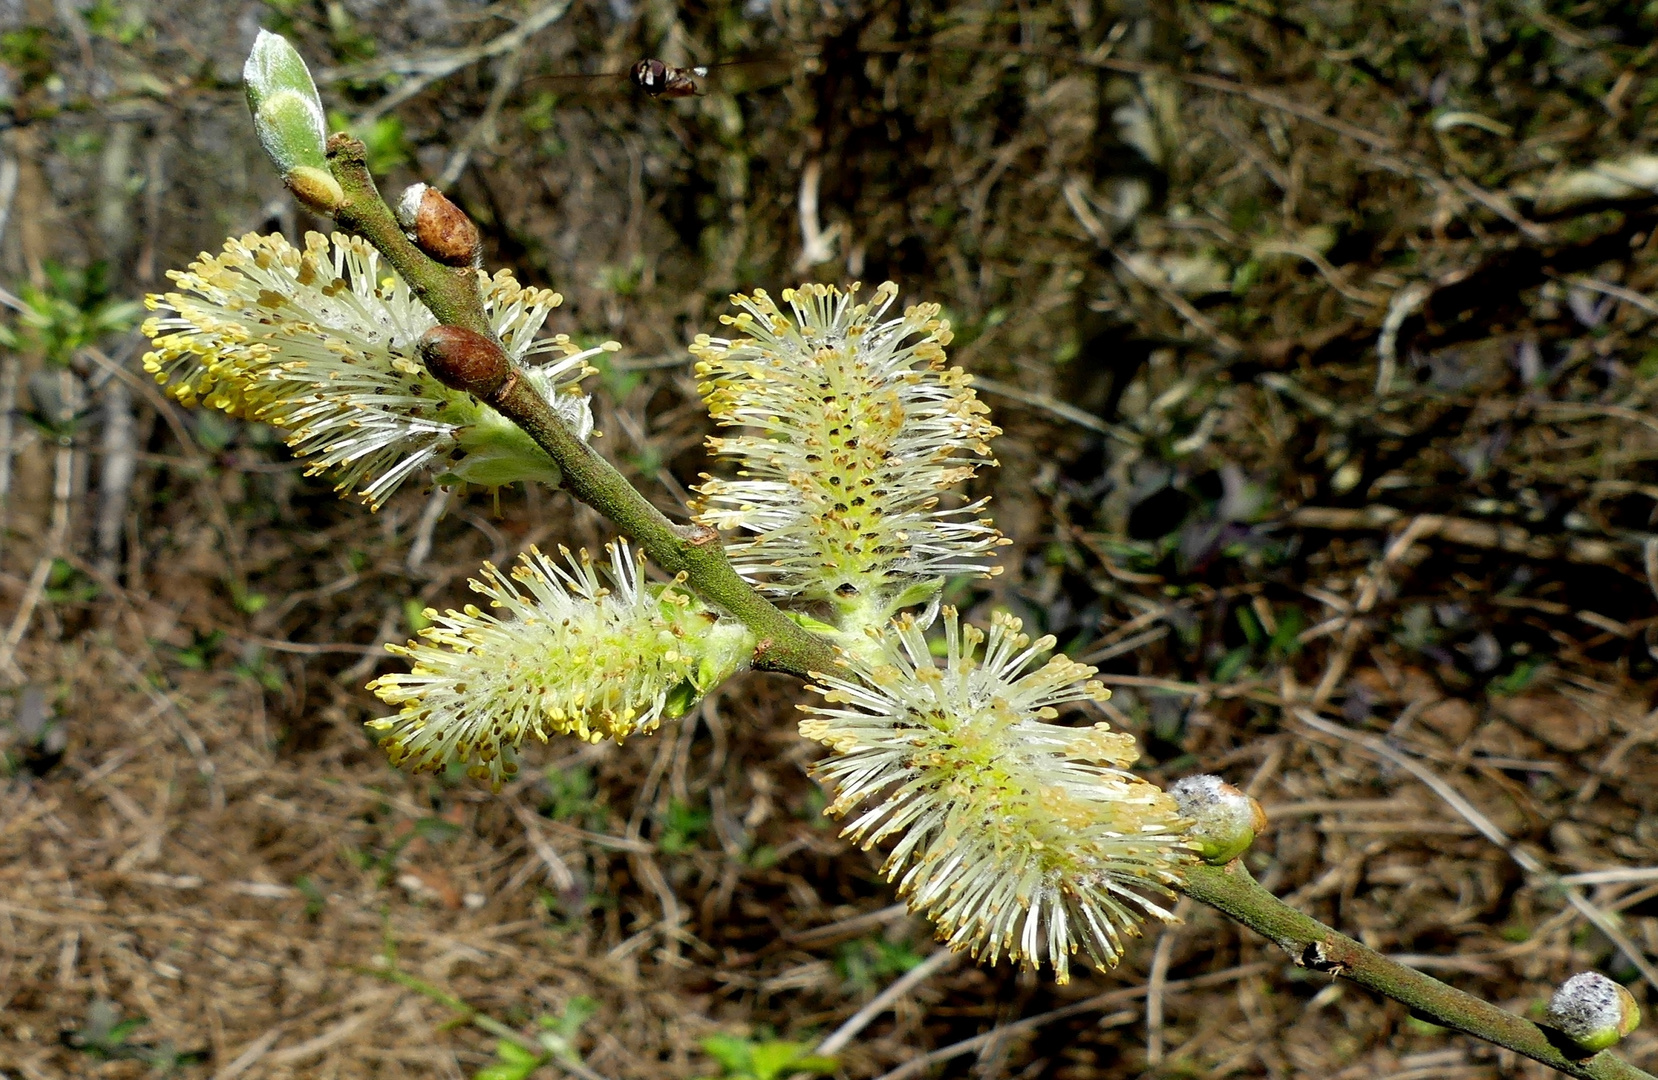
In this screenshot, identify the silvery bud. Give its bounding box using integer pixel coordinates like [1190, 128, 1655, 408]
[243, 31, 342, 213]
[1169, 775, 1267, 865]
[1547, 972, 1640, 1054]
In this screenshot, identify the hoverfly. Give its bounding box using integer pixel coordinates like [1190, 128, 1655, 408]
[529, 55, 796, 103]
[629, 58, 708, 99]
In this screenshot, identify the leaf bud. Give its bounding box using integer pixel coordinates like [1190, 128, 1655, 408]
[243, 32, 337, 207]
[418, 326, 513, 400]
[396, 183, 482, 267]
[1547, 972, 1640, 1054]
[1169, 774, 1267, 865]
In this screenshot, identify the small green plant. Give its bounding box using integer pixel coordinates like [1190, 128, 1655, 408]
[595, 256, 647, 298]
[81, 0, 148, 44]
[473, 997, 598, 1080]
[293, 874, 326, 919]
[364, 947, 598, 1080]
[233, 649, 286, 693]
[538, 765, 595, 823]
[835, 935, 924, 995]
[165, 628, 224, 671]
[44, 559, 98, 605]
[2, 261, 141, 367]
[340, 815, 458, 886]
[63, 999, 208, 1073]
[0, 26, 53, 90]
[694, 1035, 837, 1080]
[658, 798, 712, 854]
[1488, 658, 1541, 696]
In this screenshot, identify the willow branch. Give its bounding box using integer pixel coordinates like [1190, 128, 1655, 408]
[325, 134, 493, 336]
[486, 371, 838, 677]
[1179, 861, 1655, 1080]
[322, 135, 837, 679]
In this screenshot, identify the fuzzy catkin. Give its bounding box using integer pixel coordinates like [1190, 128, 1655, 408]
[143, 231, 608, 507]
[692, 282, 1007, 615]
[369, 542, 755, 788]
[800, 607, 1194, 982]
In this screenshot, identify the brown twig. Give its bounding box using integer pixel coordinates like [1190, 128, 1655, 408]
[322, 0, 576, 126]
[812, 949, 957, 1058]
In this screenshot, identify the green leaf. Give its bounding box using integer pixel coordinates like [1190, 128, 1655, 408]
[700, 1034, 754, 1073]
[555, 995, 599, 1037]
[748, 1041, 808, 1080]
[1212, 644, 1251, 683]
[747, 1041, 836, 1080]
[496, 1040, 542, 1065]
[471, 1038, 544, 1080]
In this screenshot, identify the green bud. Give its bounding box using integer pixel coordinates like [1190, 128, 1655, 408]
[442, 411, 562, 490]
[244, 31, 330, 181]
[285, 166, 345, 215]
[695, 621, 757, 694]
[1548, 972, 1640, 1054]
[1169, 774, 1267, 865]
[664, 622, 754, 721]
[786, 610, 841, 637]
[662, 680, 700, 721]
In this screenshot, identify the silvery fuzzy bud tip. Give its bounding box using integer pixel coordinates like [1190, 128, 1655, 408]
[395, 183, 428, 228]
[1547, 972, 1640, 1054]
[1169, 774, 1267, 865]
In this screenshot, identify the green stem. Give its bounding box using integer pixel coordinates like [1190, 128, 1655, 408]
[325, 134, 493, 337]
[322, 136, 838, 679]
[488, 373, 837, 677]
[1179, 861, 1655, 1080]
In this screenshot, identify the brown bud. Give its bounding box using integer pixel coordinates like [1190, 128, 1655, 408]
[397, 183, 480, 267]
[418, 326, 512, 399]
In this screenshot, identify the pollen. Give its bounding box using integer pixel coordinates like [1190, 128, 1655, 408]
[368, 542, 755, 789]
[690, 282, 1005, 612]
[799, 606, 1195, 983]
[143, 231, 601, 508]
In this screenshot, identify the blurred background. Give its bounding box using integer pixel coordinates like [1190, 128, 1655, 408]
[2, 0, 1658, 1076]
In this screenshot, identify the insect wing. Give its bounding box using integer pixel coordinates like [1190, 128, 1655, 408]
[524, 68, 633, 103]
[695, 54, 796, 95]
